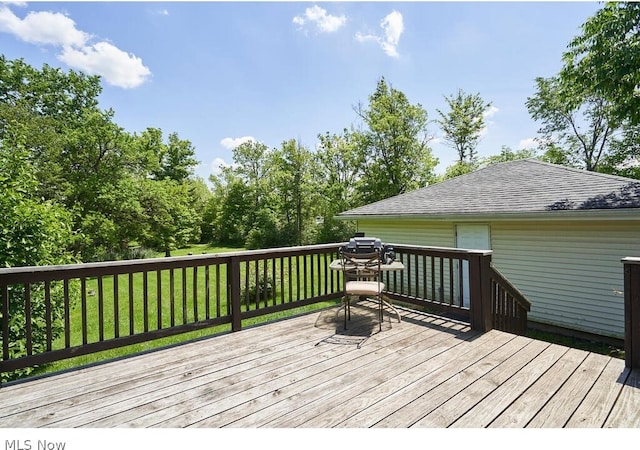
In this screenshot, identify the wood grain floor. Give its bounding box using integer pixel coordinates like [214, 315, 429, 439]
[1, 302, 638, 428]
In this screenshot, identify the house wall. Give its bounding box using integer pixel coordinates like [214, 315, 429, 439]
[356, 218, 640, 339]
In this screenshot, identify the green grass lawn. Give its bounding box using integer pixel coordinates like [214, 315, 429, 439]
[31, 244, 339, 377]
[160, 243, 241, 257]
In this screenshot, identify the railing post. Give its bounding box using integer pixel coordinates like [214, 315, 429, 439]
[1, 283, 9, 381]
[229, 256, 242, 332]
[622, 257, 640, 369]
[469, 252, 493, 333]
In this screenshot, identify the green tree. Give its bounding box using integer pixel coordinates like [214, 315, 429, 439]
[354, 77, 438, 203]
[1, 56, 206, 259]
[230, 140, 273, 227]
[0, 130, 78, 381]
[561, 2, 640, 126]
[438, 161, 476, 181]
[436, 89, 493, 163]
[526, 75, 623, 172]
[153, 132, 199, 182]
[270, 139, 315, 247]
[438, 147, 538, 182]
[314, 130, 360, 242]
[0, 56, 101, 134]
[206, 172, 252, 247]
[206, 141, 280, 249]
[480, 146, 538, 167]
[139, 179, 201, 256]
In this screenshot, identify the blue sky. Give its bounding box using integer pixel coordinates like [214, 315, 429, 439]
[1, 1, 602, 182]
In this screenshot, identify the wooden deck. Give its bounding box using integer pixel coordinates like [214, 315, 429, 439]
[1, 302, 639, 428]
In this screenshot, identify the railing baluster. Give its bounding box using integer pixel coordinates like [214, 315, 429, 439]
[288, 256, 292, 303]
[296, 255, 306, 300]
[263, 258, 268, 307]
[182, 268, 187, 325]
[157, 270, 163, 330]
[215, 265, 221, 318]
[448, 258, 454, 306]
[304, 254, 308, 299]
[64, 279, 70, 348]
[458, 257, 464, 307]
[193, 266, 198, 321]
[413, 253, 419, 297]
[25, 284, 32, 355]
[421, 255, 426, 299]
[323, 253, 328, 296]
[114, 275, 119, 339]
[205, 265, 210, 320]
[170, 269, 176, 327]
[439, 257, 444, 303]
[98, 276, 104, 342]
[81, 278, 87, 345]
[280, 257, 285, 305]
[143, 271, 149, 333]
[128, 273, 134, 335]
[225, 262, 231, 316]
[272, 257, 277, 306]
[45, 281, 52, 352]
[244, 261, 250, 310]
[1, 284, 8, 361]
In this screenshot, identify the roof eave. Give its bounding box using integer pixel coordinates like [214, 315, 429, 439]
[336, 208, 640, 222]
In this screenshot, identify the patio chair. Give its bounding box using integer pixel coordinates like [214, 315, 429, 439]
[339, 246, 385, 332]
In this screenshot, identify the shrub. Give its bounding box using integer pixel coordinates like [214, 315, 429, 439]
[241, 275, 274, 306]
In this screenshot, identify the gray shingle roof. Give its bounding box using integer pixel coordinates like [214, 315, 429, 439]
[338, 159, 640, 218]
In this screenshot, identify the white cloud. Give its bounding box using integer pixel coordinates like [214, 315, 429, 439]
[210, 157, 232, 175]
[59, 42, 151, 89]
[355, 10, 404, 58]
[293, 5, 346, 34]
[0, 7, 89, 46]
[518, 137, 538, 149]
[220, 136, 256, 150]
[0, 5, 151, 89]
[483, 105, 499, 119]
[478, 105, 499, 138]
[1, 2, 27, 8]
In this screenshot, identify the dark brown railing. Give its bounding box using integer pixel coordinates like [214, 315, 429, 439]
[379, 244, 530, 335]
[622, 257, 640, 369]
[0, 242, 531, 380]
[488, 264, 531, 335]
[0, 244, 343, 378]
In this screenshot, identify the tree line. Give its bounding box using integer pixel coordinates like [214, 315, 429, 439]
[2, 2, 640, 269]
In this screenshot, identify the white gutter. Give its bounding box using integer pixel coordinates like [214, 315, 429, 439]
[336, 208, 640, 222]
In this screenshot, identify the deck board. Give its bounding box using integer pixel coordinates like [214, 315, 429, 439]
[0, 304, 637, 428]
[379, 334, 534, 428]
[488, 347, 588, 428]
[413, 338, 552, 427]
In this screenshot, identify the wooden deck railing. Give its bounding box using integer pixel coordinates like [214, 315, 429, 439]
[0, 243, 531, 380]
[488, 263, 531, 335]
[376, 244, 530, 335]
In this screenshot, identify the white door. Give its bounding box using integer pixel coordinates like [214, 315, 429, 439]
[456, 224, 491, 307]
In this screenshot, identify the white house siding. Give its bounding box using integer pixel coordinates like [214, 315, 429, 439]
[356, 217, 640, 339]
[491, 220, 640, 339]
[357, 219, 455, 247]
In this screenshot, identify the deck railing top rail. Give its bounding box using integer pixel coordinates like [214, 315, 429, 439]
[388, 243, 493, 259]
[0, 243, 342, 281]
